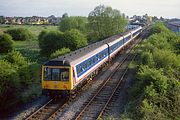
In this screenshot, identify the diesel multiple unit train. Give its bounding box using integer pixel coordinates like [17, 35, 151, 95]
[42, 26, 142, 96]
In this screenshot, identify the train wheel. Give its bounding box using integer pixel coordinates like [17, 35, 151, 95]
[70, 90, 77, 100]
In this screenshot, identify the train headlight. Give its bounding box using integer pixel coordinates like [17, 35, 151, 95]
[54, 85, 57, 88]
[63, 84, 67, 89]
[44, 84, 48, 88]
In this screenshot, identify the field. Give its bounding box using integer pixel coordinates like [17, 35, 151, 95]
[0, 24, 58, 61]
[14, 41, 41, 62]
[0, 24, 58, 37]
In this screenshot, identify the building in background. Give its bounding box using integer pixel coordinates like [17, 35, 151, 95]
[167, 21, 180, 35]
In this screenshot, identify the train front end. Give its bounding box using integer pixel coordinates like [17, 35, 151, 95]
[41, 60, 73, 96]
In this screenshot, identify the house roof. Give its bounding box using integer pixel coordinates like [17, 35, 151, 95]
[169, 21, 180, 27]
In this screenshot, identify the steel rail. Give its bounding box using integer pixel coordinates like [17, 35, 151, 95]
[24, 98, 54, 120]
[74, 37, 140, 120]
[97, 54, 137, 119]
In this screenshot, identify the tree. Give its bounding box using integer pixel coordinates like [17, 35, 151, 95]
[149, 22, 169, 36]
[50, 47, 70, 59]
[38, 30, 64, 57]
[5, 50, 27, 67]
[64, 29, 88, 50]
[39, 29, 87, 57]
[59, 16, 88, 33]
[4, 50, 40, 86]
[88, 5, 127, 42]
[62, 13, 68, 18]
[153, 49, 180, 70]
[5, 28, 34, 41]
[0, 16, 5, 24]
[0, 60, 20, 111]
[0, 33, 14, 54]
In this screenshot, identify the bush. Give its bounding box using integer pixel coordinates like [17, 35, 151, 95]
[20, 84, 41, 102]
[153, 49, 180, 70]
[4, 51, 41, 85]
[59, 16, 88, 33]
[50, 47, 70, 59]
[64, 29, 87, 50]
[0, 49, 41, 111]
[38, 30, 65, 57]
[5, 28, 34, 41]
[0, 33, 14, 53]
[120, 23, 180, 120]
[5, 50, 27, 67]
[149, 22, 169, 35]
[0, 60, 20, 111]
[39, 29, 87, 57]
[140, 51, 154, 67]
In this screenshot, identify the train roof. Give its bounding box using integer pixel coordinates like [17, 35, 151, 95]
[44, 27, 141, 66]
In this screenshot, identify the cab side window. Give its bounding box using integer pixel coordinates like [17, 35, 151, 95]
[61, 68, 69, 81]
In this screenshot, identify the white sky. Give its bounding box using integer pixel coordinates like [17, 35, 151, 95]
[0, 0, 180, 18]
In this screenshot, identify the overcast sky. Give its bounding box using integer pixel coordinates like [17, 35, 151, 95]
[0, 0, 180, 18]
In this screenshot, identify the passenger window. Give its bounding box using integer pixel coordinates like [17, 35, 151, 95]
[77, 66, 81, 74]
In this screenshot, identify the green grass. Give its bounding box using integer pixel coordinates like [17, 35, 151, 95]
[0, 24, 58, 37]
[14, 41, 42, 62]
[14, 40, 39, 49]
[0, 24, 57, 62]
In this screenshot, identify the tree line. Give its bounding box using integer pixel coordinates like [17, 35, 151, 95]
[39, 5, 127, 58]
[1, 5, 127, 59]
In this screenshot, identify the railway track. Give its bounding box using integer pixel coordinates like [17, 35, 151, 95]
[73, 27, 150, 120]
[24, 97, 67, 120]
[74, 42, 139, 120]
[24, 28, 148, 120]
[24, 43, 138, 120]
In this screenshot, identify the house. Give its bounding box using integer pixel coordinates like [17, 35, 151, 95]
[167, 21, 180, 35]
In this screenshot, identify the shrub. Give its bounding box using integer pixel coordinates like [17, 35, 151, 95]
[20, 84, 41, 102]
[39, 29, 87, 57]
[50, 47, 70, 59]
[120, 23, 180, 120]
[140, 51, 154, 67]
[149, 22, 169, 35]
[64, 29, 87, 50]
[0, 60, 20, 111]
[59, 16, 88, 33]
[38, 30, 65, 57]
[5, 50, 27, 67]
[153, 49, 180, 70]
[0, 33, 14, 53]
[5, 28, 34, 41]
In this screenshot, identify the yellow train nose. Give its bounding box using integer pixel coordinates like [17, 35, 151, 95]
[44, 84, 49, 88]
